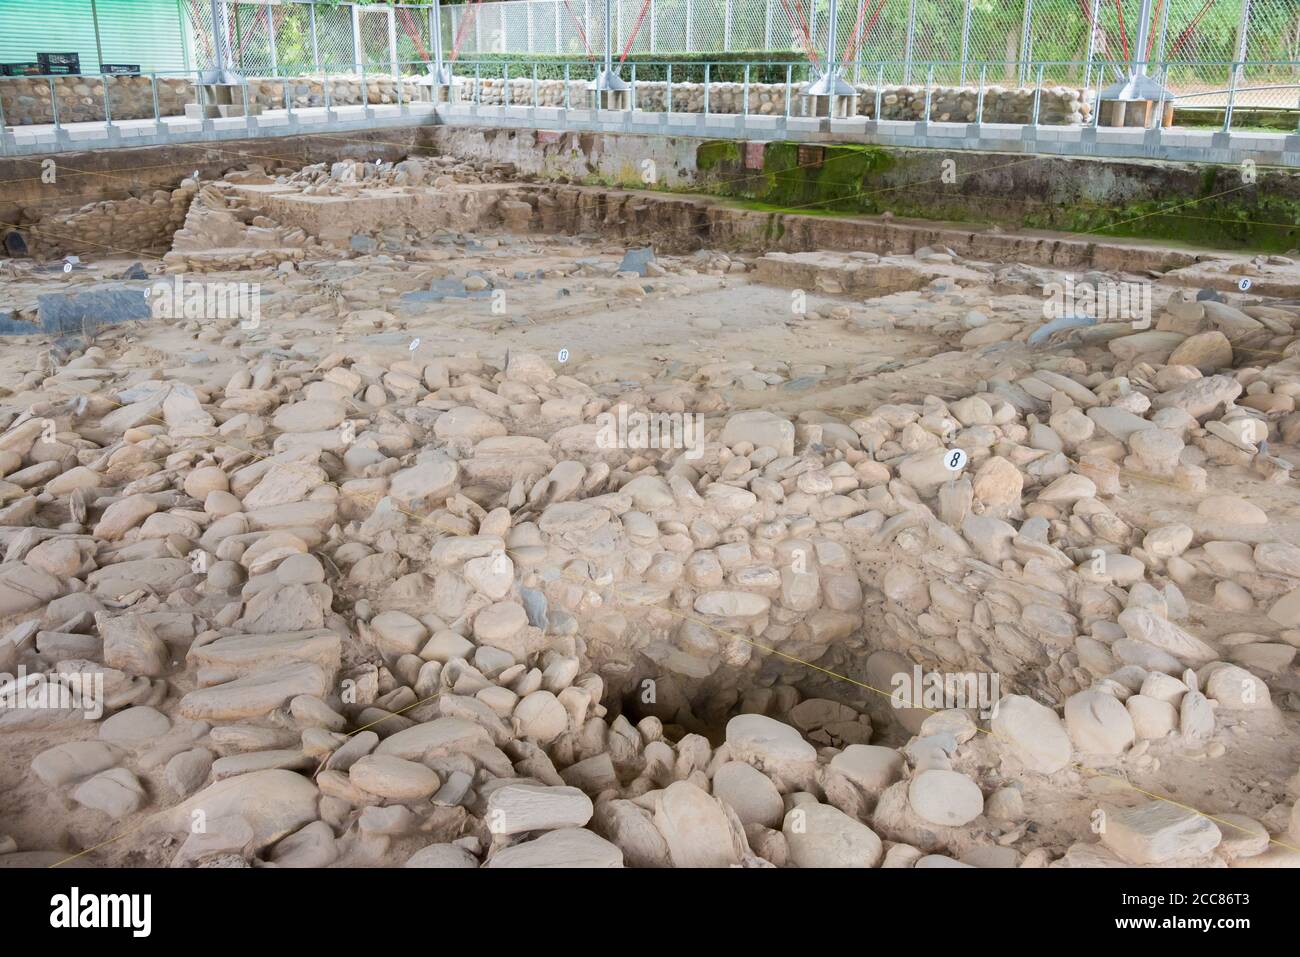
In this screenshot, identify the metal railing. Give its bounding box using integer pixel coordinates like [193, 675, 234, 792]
[3, 55, 1295, 156]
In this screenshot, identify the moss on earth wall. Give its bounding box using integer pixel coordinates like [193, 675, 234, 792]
[690, 140, 1300, 253]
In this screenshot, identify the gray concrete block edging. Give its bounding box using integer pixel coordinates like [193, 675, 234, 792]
[3, 102, 1295, 167]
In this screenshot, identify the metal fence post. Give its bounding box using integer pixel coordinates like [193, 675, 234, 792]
[1031, 62, 1043, 124]
[0, 83, 10, 154]
[91, 0, 105, 69]
[388, 6, 399, 78]
[667, 62, 673, 113]
[1018, 0, 1034, 86]
[564, 61, 570, 107]
[650, 0, 657, 53]
[50, 77, 62, 132]
[150, 73, 161, 123]
[903, 0, 917, 84]
[686, 0, 693, 52]
[310, 1, 321, 72]
[743, 62, 749, 114]
[268, 3, 279, 76]
[1151, 62, 1168, 130]
[764, 0, 772, 50]
[527, 2, 535, 53]
[724, 0, 732, 51]
[959, 0, 973, 85]
[1231, 0, 1251, 87]
[1223, 60, 1239, 131]
[352, 3, 364, 73]
[177, 0, 191, 72]
[703, 62, 709, 113]
[1083, 0, 1101, 93]
[1153, 0, 1171, 63]
[975, 63, 985, 122]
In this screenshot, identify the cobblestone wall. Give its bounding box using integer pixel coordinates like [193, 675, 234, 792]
[1, 72, 1089, 127]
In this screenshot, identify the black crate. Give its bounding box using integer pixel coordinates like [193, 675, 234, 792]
[1, 62, 43, 77]
[38, 52, 81, 75]
[100, 64, 141, 76]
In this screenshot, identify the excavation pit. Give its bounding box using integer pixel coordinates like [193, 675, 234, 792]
[1, 147, 1299, 870]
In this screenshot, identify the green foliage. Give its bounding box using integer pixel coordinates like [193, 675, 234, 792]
[452, 50, 810, 83]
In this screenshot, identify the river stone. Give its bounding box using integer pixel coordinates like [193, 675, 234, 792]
[405, 844, 481, 868]
[1098, 800, 1221, 864]
[725, 713, 817, 774]
[908, 769, 984, 826]
[272, 400, 346, 432]
[485, 827, 623, 868]
[653, 780, 743, 867]
[349, 755, 440, 801]
[1117, 607, 1217, 664]
[1168, 330, 1232, 372]
[155, 769, 320, 850]
[720, 410, 795, 456]
[712, 761, 784, 827]
[32, 740, 120, 788]
[73, 767, 147, 819]
[1064, 690, 1136, 755]
[989, 694, 1071, 773]
[782, 803, 883, 868]
[829, 744, 906, 793]
[693, 591, 771, 617]
[485, 784, 594, 834]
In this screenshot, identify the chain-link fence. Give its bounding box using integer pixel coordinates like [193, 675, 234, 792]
[4, 0, 1293, 84]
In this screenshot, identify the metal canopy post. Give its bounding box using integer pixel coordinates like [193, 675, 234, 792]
[419, 0, 453, 100]
[1096, 0, 1172, 123]
[798, 0, 856, 115]
[201, 0, 241, 84]
[588, 0, 629, 105]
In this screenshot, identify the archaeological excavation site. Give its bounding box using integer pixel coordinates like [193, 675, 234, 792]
[1, 3, 1300, 913]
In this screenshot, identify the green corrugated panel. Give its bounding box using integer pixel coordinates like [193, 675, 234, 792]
[0, 0, 188, 75]
[94, 0, 190, 74]
[0, 0, 101, 72]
